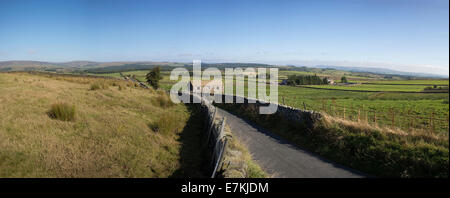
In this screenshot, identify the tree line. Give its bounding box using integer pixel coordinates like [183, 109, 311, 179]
[286, 74, 329, 85]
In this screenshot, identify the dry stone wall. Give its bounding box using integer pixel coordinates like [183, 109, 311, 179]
[214, 94, 322, 129]
[189, 93, 229, 178]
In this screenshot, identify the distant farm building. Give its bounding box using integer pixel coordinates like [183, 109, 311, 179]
[188, 80, 223, 94]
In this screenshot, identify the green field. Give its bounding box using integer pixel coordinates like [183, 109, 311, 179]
[278, 86, 449, 133]
[91, 70, 147, 79]
[224, 83, 449, 133]
[279, 69, 383, 82]
[303, 84, 432, 92]
[84, 69, 450, 134]
[364, 79, 449, 85]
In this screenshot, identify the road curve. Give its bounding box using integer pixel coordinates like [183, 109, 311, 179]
[216, 108, 365, 178]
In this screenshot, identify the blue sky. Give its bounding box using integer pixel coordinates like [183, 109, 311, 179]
[0, 0, 448, 75]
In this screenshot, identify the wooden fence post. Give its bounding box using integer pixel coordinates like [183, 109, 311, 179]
[331, 99, 336, 116]
[322, 99, 325, 112]
[374, 111, 377, 124]
[407, 109, 411, 130]
[282, 96, 285, 105]
[358, 108, 361, 122]
[430, 111, 434, 133]
[446, 116, 449, 132]
[363, 105, 367, 123]
[330, 103, 333, 115]
[391, 109, 395, 128]
[343, 106, 346, 119]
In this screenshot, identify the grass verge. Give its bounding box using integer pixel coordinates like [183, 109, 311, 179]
[219, 126, 267, 178]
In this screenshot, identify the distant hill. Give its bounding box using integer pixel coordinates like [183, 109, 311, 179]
[0, 61, 273, 72]
[315, 65, 448, 79]
[0, 60, 187, 71]
[0, 61, 61, 71]
[0, 60, 56, 67]
[1, 60, 448, 79]
[58, 61, 100, 68]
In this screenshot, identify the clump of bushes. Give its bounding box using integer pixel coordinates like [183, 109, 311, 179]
[90, 82, 109, 90]
[423, 86, 449, 92]
[47, 103, 76, 121]
[152, 92, 175, 108]
[148, 112, 178, 135]
[90, 83, 101, 90]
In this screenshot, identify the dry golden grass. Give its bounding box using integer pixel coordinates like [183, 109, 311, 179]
[321, 114, 448, 143]
[152, 94, 175, 108]
[148, 111, 179, 135]
[0, 72, 191, 177]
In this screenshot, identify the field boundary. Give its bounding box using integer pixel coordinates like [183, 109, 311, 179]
[279, 95, 449, 133]
[297, 85, 449, 93]
[188, 93, 230, 178]
[362, 82, 449, 86]
[187, 93, 268, 178]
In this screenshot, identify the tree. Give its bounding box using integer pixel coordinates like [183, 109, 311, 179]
[322, 77, 329, 85]
[286, 75, 296, 85]
[146, 67, 163, 89]
[341, 76, 348, 83]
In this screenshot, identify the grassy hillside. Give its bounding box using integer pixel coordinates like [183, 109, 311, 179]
[0, 72, 206, 177]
